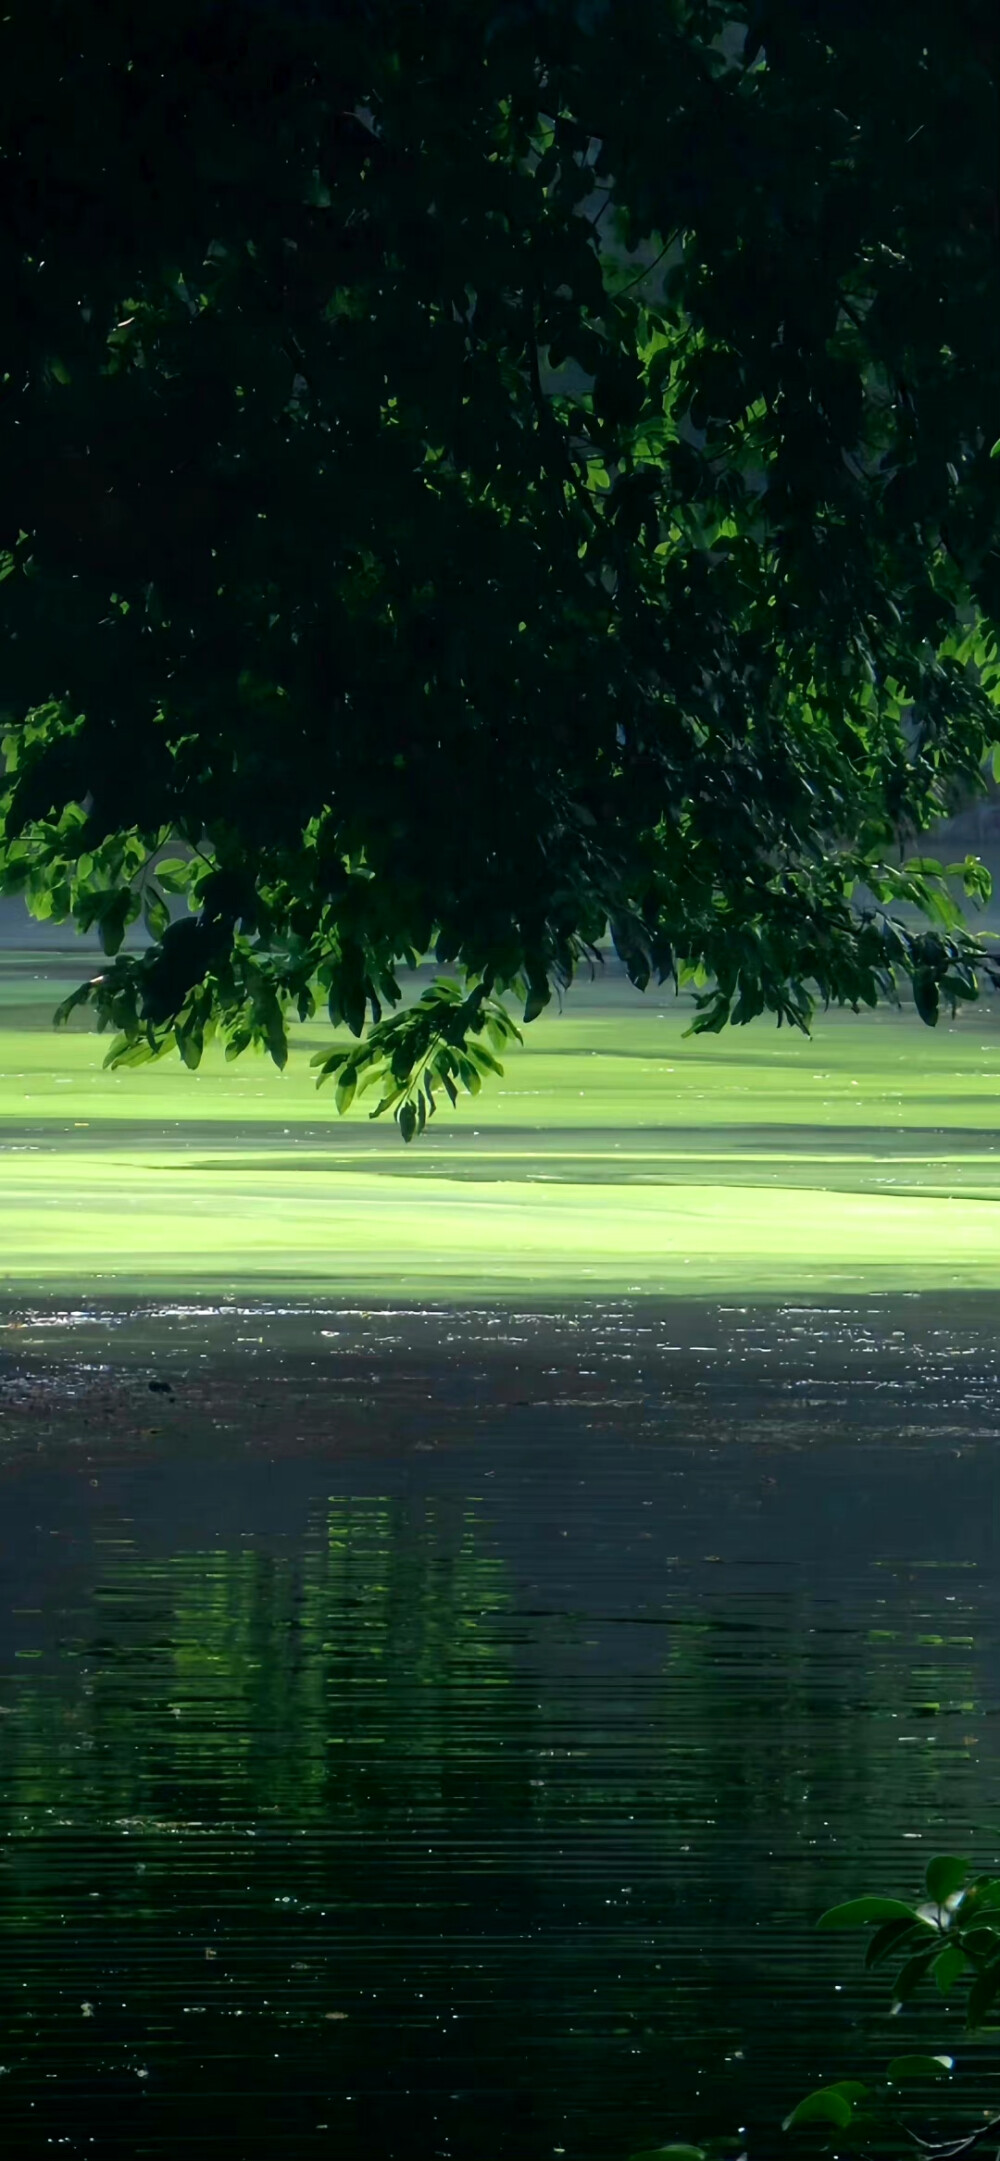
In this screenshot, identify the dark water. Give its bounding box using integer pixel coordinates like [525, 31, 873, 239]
[2, 1297, 1000, 2159]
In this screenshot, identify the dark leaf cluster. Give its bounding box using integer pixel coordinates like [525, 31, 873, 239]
[2, 0, 999, 1126]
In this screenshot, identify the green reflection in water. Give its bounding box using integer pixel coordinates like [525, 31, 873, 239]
[1, 1492, 997, 2161]
[2, 1501, 516, 1827]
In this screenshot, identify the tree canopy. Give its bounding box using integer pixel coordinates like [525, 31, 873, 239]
[1, 0, 999, 1133]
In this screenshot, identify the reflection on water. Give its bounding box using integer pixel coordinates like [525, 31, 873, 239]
[2, 1300, 1000, 2158]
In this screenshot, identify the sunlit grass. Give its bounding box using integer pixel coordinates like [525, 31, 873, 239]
[2, 956, 1000, 1295]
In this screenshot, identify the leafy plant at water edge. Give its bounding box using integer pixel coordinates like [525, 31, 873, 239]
[634, 1857, 1000, 2161]
[818, 1853, 1000, 2030]
[632, 2058, 964, 2161]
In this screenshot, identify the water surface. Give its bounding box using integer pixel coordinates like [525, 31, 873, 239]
[3, 1298, 1000, 2159]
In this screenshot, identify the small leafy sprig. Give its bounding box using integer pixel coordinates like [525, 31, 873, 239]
[818, 1854, 1000, 2029]
[630, 2056, 959, 2161]
[631, 1858, 1000, 2161]
[630, 2142, 747, 2161]
[781, 2053, 956, 2147]
[310, 978, 523, 1141]
[630, 2143, 747, 2161]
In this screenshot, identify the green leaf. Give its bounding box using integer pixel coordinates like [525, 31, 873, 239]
[103, 1033, 156, 1069]
[865, 1916, 935, 1970]
[912, 971, 940, 1026]
[961, 1925, 1000, 1958]
[958, 1877, 1000, 1917]
[143, 890, 170, 942]
[926, 1856, 968, 1904]
[934, 1944, 968, 1996]
[465, 1041, 504, 1076]
[886, 2055, 953, 2083]
[891, 1945, 940, 2008]
[818, 1897, 918, 1930]
[311, 1048, 349, 1077]
[783, 2086, 857, 2132]
[967, 1959, 1000, 2029]
[96, 890, 133, 956]
[334, 1068, 357, 1114]
[398, 1099, 417, 1143]
[629, 2147, 707, 2161]
[152, 857, 194, 895]
[947, 857, 992, 904]
[53, 981, 97, 1027]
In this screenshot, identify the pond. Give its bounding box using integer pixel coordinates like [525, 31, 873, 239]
[2, 957, 1000, 2159]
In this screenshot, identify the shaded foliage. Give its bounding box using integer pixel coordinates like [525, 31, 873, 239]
[640, 1857, 1000, 2161]
[1, 0, 999, 1129]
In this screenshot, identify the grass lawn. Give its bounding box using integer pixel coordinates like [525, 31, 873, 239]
[2, 955, 999, 1296]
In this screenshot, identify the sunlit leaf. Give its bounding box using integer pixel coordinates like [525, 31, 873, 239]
[153, 858, 194, 895]
[886, 2055, 953, 2082]
[926, 1856, 968, 1904]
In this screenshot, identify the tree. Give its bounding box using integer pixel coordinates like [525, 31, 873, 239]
[1, 0, 999, 1134]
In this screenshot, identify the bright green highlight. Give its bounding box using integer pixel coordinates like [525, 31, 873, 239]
[2, 960, 1000, 1294]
